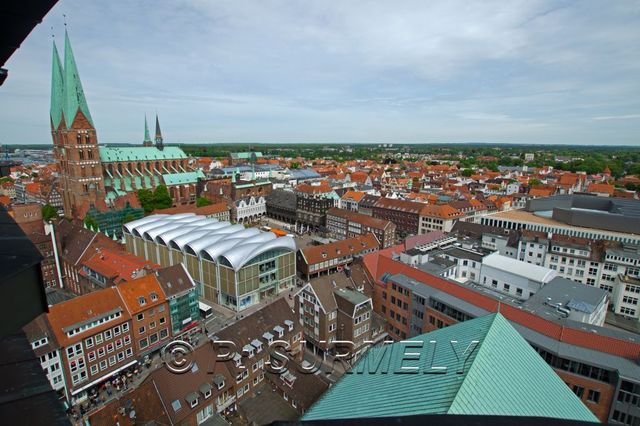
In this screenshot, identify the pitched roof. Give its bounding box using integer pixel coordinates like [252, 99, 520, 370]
[327, 208, 393, 230]
[340, 190, 366, 202]
[419, 203, 464, 218]
[587, 183, 614, 195]
[116, 274, 167, 315]
[46, 287, 130, 347]
[155, 264, 196, 297]
[374, 197, 424, 214]
[300, 233, 380, 266]
[81, 248, 158, 284]
[303, 313, 597, 422]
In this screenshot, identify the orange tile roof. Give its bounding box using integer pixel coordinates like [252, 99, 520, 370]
[82, 248, 159, 284]
[116, 274, 167, 315]
[24, 182, 41, 194]
[340, 190, 366, 202]
[301, 233, 380, 265]
[296, 181, 333, 194]
[587, 183, 614, 195]
[0, 195, 10, 206]
[47, 287, 130, 347]
[419, 203, 464, 218]
[529, 186, 555, 197]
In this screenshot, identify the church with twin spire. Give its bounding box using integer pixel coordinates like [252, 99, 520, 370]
[50, 31, 203, 219]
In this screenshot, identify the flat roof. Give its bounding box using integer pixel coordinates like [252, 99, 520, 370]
[482, 252, 556, 283]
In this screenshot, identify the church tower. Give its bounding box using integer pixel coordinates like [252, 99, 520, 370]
[143, 115, 153, 147]
[154, 114, 164, 150]
[51, 31, 105, 219]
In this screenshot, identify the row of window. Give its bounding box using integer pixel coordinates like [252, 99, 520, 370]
[68, 311, 122, 338]
[88, 348, 134, 377]
[87, 335, 131, 362]
[139, 328, 169, 350]
[85, 322, 130, 349]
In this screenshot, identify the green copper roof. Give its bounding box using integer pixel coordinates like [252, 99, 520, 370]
[162, 171, 205, 186]
[99, 146, 187, 163]
[303, 313, 597, 422]
[50, 41, 65, 129]
[63, 31, 93, 128]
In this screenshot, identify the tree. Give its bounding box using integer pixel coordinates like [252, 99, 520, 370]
[461, 169, 473, 177]
[123, 213, 136, 224]
[41, 204, 58, 222]
[84, 215, 98, 231]
[528, 178, 542, 187]
[197, 197, 213, 208]
[137, 189, 154, 214]
[153, 185, 173, 210]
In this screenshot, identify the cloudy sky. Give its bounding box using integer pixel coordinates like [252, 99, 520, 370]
[2, 0, 640, 145]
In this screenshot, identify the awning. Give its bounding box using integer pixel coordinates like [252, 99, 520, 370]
[71, 359, 137, 396]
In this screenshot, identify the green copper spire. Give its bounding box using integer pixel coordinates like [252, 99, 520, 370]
[63, 30, 93, 128]
[144, 115, 152, 143]
[50, 40, 65, 129]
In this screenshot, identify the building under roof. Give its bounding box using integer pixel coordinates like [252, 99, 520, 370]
[123, 214, 296, 312]
[303, 313, 598, 422]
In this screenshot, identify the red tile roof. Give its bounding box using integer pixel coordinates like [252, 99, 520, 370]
[301, 233, 380, 266]
[82, 248, 158, 284]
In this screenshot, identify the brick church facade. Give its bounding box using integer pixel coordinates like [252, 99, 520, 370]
[50, 31, 202, 219]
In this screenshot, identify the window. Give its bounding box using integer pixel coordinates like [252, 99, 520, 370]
[149, 321, 156, 329]
[122, 323, 129, 333]
[109, 356, 116, 366]
[117, 351, 125, 362]
[139, 338, 148, 349]
[160, 329, 168, 339]
[104, 329, 112, 340]
[113, 326, 121, 336]
[139, 326, 145, 334]
[125, 348, 133, 358]
[149, 333, 158, 345]
[107, 343, 114, 353]
[88, 351, 96, 362]
[190, 397, 198, 408]
[150, 292, 158, 301]
[85, 337, 94, 348]
[137, 313, 144, 321]
[99, 360, 107, 371]
[573, 385, 584, 398]
[95, 333, 103, 344]
[138, 296, 146, 306]
[98, 347, 105, 358]
[587, 389, 600, 403]
[159, 317, 166, 325]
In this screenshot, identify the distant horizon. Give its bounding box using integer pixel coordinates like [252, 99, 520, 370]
[8, 141, 640, 148]
[1, 1, 639, 145]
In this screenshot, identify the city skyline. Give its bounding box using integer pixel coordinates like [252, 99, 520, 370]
[1, 0, 640, 145]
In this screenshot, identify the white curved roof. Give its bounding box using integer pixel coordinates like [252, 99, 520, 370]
[184, 225, 244, 256]
[123, 214, 169, 234]
[156, 226, 201, 246]
[222, 236, 296, 271]
[127, 214, 185, 237]
[200, 229, 262, 260]
[133, 219, 175, 238]
[170, 230, 214, 251]
[145, 222, 185, 241]
[133, 214, 295, 271]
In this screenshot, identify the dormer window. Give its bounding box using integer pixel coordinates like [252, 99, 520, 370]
[251, 339, 263, 353]
[138, 296, 146, 306]
[150, 292, 158, 301]
[243, 344, 254, 358]
[200, 383, 213, 399]
[274, 325, 284, 338]
[284, 320, 294, 332]
[185, 392, 199, 408]
[263, 332, 274, 344]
